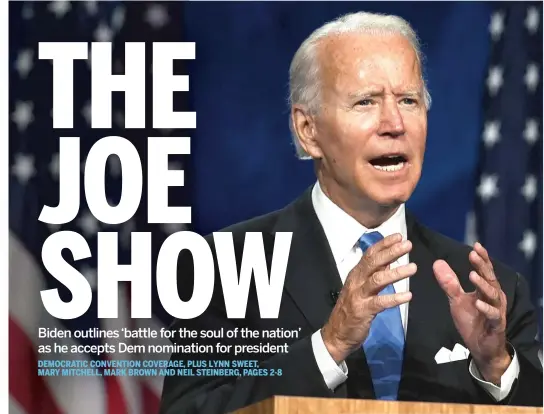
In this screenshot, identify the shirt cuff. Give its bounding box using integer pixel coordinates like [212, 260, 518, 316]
[469, 345, 519, 401]
[311, 330, 348, 391]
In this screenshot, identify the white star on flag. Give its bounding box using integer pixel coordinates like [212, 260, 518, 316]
[525, 6, 540, 34]
[77, 210, 100, 237]
[489, 11, 505, 41]
[11, 153, 36, 184]
[15, 49, 34, 79]
[521, 175, 537, 203]
[487, 66, 503, 96]
[477, 174, 500, 202]
[11, 101, 34, 132]
[84, 1, 98, 16]
[111, 5, 126, 32]
[145, 4, 169, 29]
[22, 3, 33, 20]
[48, 0, 71, 19]
[94, 22, 114, 42]
[519, 230, 537, 260]
[523, 118, 539, 145]
[524, 63, 540, 93]
[482, 120, 501, 148]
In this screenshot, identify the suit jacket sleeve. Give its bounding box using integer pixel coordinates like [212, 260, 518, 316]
[158, 244, 335, 414]
[471, 268, 543, 406]
[499, 271, 543, 406]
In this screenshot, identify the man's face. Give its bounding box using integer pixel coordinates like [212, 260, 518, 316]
[306, 33, 428, 208]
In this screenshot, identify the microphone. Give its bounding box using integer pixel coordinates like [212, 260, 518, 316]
[330, 290, 340, 305]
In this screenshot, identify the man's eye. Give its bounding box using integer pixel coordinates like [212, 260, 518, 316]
[357, 99, 373, 106]
[401, 98, 417, 105]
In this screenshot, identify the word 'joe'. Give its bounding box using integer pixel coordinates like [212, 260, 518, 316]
[38, 137, 292, 321]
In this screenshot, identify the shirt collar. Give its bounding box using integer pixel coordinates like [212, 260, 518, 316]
[311, 181, 407, 266]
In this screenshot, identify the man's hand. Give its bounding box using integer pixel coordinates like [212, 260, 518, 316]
[433, 242, 510, 385]
[321, 233, 416, 364]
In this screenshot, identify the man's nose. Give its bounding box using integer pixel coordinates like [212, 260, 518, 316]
[377, 99, 405, 137]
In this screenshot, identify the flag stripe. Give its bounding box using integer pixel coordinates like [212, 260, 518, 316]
[102, 292, 139, 414]
[9, 233, 107, 414]
[9, 317, 63, 414]
[141, 383, 160, 414]
[104, 369, 129, 414]
[10, 397, 30, 414]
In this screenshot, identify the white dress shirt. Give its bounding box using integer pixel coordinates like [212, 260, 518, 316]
[309, 181, 519, 401]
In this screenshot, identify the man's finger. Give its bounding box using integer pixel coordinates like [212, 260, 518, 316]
[364, 239, 412, 273]
[474, 242, 492, 263]
[469, 271, 500, 305]
[368, 291, 413, 315]
[350, 234, 405, 279]
[366, 263, 418, 295]
[364, 233, 404, 257]
[469, 249, 497, 285]
[475, 299, 501, 322]
[433, 260, 465, 301]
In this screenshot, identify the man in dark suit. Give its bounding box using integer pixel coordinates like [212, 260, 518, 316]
[159, 11, 543, 414]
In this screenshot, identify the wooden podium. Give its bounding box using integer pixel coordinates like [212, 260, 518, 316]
[232, 396, 543, 414]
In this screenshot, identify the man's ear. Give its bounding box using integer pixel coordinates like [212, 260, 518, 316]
[291, 105, 323, 159]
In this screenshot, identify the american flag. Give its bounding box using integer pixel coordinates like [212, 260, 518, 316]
[9, 2, 190, 413]
[469, 3, 542, 340]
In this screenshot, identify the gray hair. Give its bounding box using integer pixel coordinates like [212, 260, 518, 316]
[288, 12, 432, 159]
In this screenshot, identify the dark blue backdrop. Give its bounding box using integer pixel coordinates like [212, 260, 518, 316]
[182, 2, 494, 240]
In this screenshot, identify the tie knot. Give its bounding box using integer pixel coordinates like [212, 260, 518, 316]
[359, 231, 384, 253]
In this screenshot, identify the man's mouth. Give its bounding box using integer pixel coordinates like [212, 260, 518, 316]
[369, 154, 408, 172]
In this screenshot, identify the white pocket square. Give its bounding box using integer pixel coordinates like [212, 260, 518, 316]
[434, 344, 470, 364]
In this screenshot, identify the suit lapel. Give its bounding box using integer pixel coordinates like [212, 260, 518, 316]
[272, 188, 343, 331]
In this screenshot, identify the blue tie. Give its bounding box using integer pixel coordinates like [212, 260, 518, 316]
[359, 231, 404, 400]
